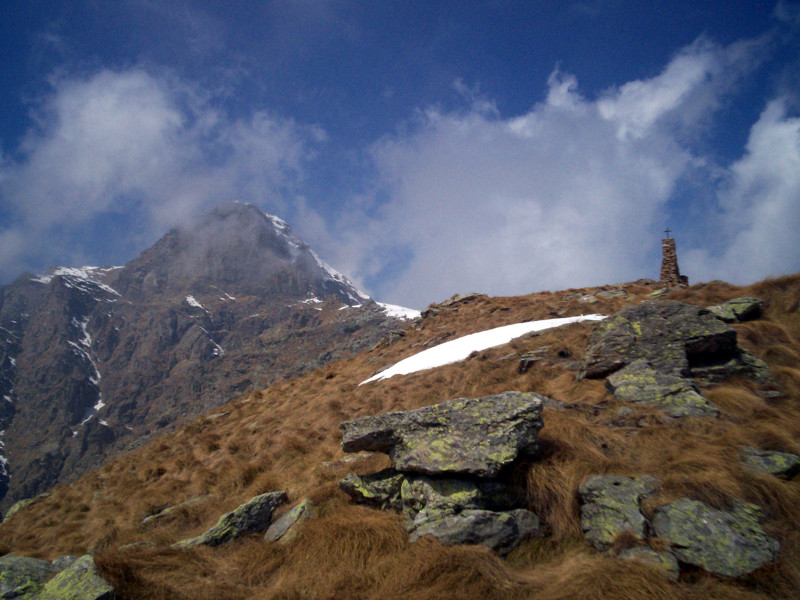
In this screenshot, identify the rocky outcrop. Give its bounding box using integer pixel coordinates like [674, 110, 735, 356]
[581, 300, 772, 418]
[339, 392, 544, 554]
[36, 555, 113, 600]
[175, 491, 287, 548]
[340, 392, 544, 478]
[708, 297, 764, 323]
[605, 360, 719, 418]
[741, 447, 800, 479]
[579, 474, 658, 550]
[652, 499, 778, 577]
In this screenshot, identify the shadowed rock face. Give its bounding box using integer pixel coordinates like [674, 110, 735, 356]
[0, 202, 409, 516]
[339, 391, 544, 478]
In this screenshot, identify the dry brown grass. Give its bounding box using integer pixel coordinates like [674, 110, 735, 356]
[3, 274, 800, 599]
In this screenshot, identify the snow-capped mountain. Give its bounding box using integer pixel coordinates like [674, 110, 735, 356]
[0, 202, 416, 516]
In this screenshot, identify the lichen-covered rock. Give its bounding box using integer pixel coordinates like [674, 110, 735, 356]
[407, 508, 540, 555]
[50, 557, 79, 572]
[264, 498, 315, 543]
[581, 301, 735, 379]
[605, 360, 719, 418]
[174, 490, 287, 548]
[579, 474, 659, 550]
[338, 469, 405, 510]
[400, 475, 521, 518]
[652, 498, 779, 577]
[708, 297, 764, 323]
[741, 447, 800, 479]
[141, 495, 213, 526]
[36, 555, 113, 600]
[618, 547, 680, 581]
[339, 391, 544, 477]
[0, 555, 58, 599]
[3, 493, 52, 521]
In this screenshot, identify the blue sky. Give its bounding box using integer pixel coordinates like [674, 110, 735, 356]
[1, 1, 799, 308]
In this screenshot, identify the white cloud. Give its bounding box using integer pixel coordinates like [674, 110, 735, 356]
[329, 36, 769, 309]
[0, 68, 320, 280]
[684, 98, 800, 282]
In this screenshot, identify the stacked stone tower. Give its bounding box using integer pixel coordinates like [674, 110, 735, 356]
[660, 231, 688, 287]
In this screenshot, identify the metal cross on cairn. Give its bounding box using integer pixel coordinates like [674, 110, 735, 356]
[664, 228, 672, 238]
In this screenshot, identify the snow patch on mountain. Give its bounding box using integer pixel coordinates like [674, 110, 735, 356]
[377, 302, 421, 320]
[185, 295, 205, 310]
[67, 316, 105, 425]
[31, 266, 121, 299]
[360, 314, 606, 385]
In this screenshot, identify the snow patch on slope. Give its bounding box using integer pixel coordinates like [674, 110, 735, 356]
[67, 316, 106, 425]
[360, 314, 605, 385]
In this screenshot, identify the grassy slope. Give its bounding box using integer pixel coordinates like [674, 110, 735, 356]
[1, 275, 799, 600]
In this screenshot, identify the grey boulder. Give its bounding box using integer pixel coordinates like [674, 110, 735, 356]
[707, 297, 764, 323]
[400, 475, 522, 517]
[174, 490, 287, 548]
[652, 498, 779, 577]
[0, 555, 58, 600]
[339, 391, 544, 478]
[579, 474, 659, 550]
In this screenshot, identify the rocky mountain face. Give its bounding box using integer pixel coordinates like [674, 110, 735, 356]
[0, 202, 413, 516]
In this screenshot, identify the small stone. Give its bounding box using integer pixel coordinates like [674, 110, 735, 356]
[36, 555, 113, 600]
[741, 447, 800, 479]
[263, 499, 315, 543]
[618, 547, 680, 581]
[174, 491, 287, 548]
[579, 474, 659, 550]
[652, 498, 779, 577]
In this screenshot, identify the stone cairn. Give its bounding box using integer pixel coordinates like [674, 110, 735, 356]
[659, 230, 688, 287]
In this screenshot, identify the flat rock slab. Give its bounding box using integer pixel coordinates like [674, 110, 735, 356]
[264, 499, 315, 543]
[339, 391, 544, 477]
[408, 508, 540, 555]
[708, 297, 764, 323]
[36, 555, 113, 600]
[581, 300, 736, 379]
[605, 360, 719, 418]
[652, 498, 779, 577]
[338, 469, 405, 510]
[175, 490, 287, 548]
[0, 555, 58, 599]
[741, 447, 800, 479]
[579, 474, 659, 550]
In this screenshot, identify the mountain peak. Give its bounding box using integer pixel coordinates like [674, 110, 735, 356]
[115, 202, 368, 304]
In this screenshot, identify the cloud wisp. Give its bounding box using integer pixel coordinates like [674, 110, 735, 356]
[0, 67, 321, 280]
